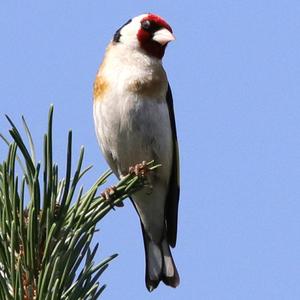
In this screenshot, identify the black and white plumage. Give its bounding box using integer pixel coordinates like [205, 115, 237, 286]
[93, 13, 180, 291]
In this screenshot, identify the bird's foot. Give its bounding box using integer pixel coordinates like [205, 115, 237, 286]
[101, 185, 124, 207]
[101, 186, 116, 200]
[128, 161, 149, 178]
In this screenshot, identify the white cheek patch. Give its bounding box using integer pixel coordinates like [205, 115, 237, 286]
[119, 14, 147, 48]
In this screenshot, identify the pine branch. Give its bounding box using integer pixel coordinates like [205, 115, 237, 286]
[0, 106, 160, 299]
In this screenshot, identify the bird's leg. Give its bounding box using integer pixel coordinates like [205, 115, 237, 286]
[128, 161, 153, 194]
[101, 185, 124, 207]
[101, 186, 116, 200]
[128, 161, 149, 178]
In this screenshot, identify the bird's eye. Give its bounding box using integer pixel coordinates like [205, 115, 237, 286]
[141, 20, 151, 31]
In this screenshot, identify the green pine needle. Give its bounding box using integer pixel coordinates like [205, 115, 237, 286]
[0, 106, 160, 299]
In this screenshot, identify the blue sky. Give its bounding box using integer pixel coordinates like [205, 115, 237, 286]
[1, 1, 300, 299]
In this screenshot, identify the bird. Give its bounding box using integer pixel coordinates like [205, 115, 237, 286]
[93, 13, 180, 292]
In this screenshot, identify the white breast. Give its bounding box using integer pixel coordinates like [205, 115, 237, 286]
[93, 43, 173, 180]
[94, 93, 172, 178]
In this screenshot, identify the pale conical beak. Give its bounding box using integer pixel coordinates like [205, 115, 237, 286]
[152, 28, 176, 46]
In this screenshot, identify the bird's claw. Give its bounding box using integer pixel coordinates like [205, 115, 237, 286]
[101, 186, 124, 207]
[101, 186, 116, 200]
[128, 161, 149, 178]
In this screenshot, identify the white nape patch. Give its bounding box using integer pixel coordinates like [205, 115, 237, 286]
[148, 241, 162, 280]
[119, 14, 147, 48]
[162, 239, 174, 277]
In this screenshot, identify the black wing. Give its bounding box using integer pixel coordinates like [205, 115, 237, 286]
[165, 84, 180, 248]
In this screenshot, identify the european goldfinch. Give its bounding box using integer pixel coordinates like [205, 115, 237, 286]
[93, 13, 180, 291]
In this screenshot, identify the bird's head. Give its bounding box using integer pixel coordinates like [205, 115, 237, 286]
[113, 13, 175, 59]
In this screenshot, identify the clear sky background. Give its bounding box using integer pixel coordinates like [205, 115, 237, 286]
[1, 1, 300, 299]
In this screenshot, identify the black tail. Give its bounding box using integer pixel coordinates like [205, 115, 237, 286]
[141, 226, 180, 292]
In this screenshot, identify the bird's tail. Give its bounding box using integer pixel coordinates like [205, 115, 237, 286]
[142, 229, 180, 292]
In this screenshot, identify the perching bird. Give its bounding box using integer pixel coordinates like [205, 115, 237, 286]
[93, 13, 180, 291]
